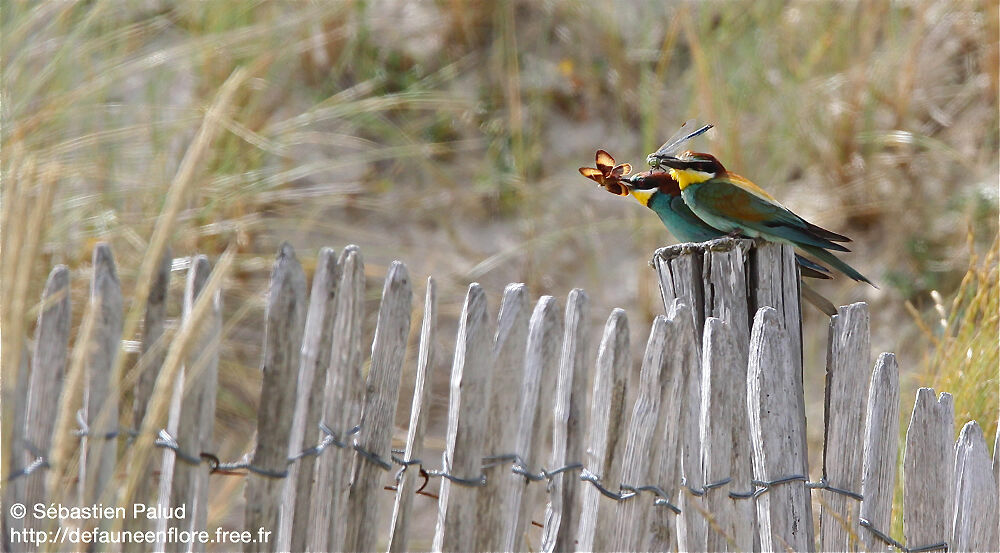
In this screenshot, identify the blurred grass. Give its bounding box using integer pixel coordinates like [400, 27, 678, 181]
[909, 231, 999, 440]
[890, 230, 999, 539]
[1, 0, 997, 544]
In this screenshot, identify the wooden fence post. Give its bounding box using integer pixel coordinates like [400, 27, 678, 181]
[165, 255, 220, 553]
[21, 266, 71, 506]
[700, 239, 755, 552]
[82, 243, 123, 506]
[951, 421, 999, 551]
[127, 249, 171, 551]
[611, 315, 670, 552]
[476, 283, 528, 552]
[672, 301, 708, 553]
[16, 266, 71, 552]
[245, 243, 307, 553]
[642, 301, 687, 553]
[820, 302, 870, 552]
[653, 243, 705, 330]
[859, 353, 900, 552]
[903, 388, 954, 549]
[576, 309, 630, 553]
[343, 261, 412, 552]
[541, 289, 589, 553]
[281, 246, 340, 551]
[135, 248, 172, 431]
[387, 277, 437, 552]
[699, 317, 754, 552]
[433, 283, 493, 552]
[502, 296, 562, 553]
[310, 246, 365, 553]
[747, 306, 812, 552]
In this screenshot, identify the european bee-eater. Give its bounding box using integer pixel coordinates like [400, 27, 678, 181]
[580, 150, 834, 281]
[647, 149, 874, 287]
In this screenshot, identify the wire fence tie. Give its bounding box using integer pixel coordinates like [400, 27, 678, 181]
[579, 468, 628, 501]
[424, 469, 486, 487]
[6, 457, 48, 482]
[546, 462, 583, 478]
[242, 464, 289, 479]
[74, 409, 123, 440]
[352, 442, 393, 471]
[317, 422, 349, 450]
[859, 518, 948, 553]
[511, 458, 548, 482]
[687, 476, 733, 497]
[154, 429, 205, 466]
[806, 477, 864, 501]
[750, 474, 807, 498]
[631, 484, 682, 514]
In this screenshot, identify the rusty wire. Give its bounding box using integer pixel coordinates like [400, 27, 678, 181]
[6, 414, 946, 553]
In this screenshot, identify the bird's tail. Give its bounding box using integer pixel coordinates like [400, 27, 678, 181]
[798, 244, 877, 288]
[794, 254, 832, 280]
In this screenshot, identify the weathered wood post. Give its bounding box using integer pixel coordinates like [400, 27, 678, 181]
[387, 277, 438, 552]
[611, 315, 670, 552]
[747, 307, 813, 551]
[501, 296, 562, 552]
[245, 244, 307, 553]
[433, 283, 493, 552]
[282, 246, 340, 551]
[22, 266, 72, 507]
[859, 353, 900, 552]
[343, 261, 412, 552]
[903, 388, 954, 549]
[576, 309, 630, 553]
[652, 238, 808, 547]
[820, 302, 870, 552]
[309, 246, 365, 552]
[951, 421, 1000, 551]
[83, 243, 124, 507]
[127, 249, 172, 553]
[164, 255, 221, 553]
[541, 289, 590, 553]
[476, 283, 529, 552]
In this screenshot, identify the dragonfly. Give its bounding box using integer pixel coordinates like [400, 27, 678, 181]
[646, 119, 713, 170]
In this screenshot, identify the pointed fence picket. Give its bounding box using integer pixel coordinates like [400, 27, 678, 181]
[540, 289, 589, 553]
[476, 283, 528, 552]
[282, 246, 340, 552]
[859, 353, 900, 553]
[387, 277, 437, 552]
[5, 240, 997, 553]
[575, 308, 630, 553]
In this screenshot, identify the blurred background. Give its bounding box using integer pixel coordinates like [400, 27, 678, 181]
[2, 0, 997, 547]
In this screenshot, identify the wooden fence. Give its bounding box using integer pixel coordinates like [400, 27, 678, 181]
[3, 238, 998, 552]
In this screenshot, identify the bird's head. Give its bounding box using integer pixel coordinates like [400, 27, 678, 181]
[647, 151, 724, 190]
[621, 171, 681, 206]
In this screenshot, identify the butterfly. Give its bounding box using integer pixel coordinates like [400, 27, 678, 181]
[579, 150, 632, 196]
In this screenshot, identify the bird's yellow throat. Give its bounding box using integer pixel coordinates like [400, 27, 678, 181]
[669, 168, 714, 190]
[629, 188, 655, 206]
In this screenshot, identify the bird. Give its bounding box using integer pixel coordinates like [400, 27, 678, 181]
[579, 149, 834, 280]
[646, 148, 875, 287]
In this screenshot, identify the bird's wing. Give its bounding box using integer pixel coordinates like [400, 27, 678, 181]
[689, 176, 851, 252]
[725, 172, 779, 202]
[726, 173, 851, 243]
